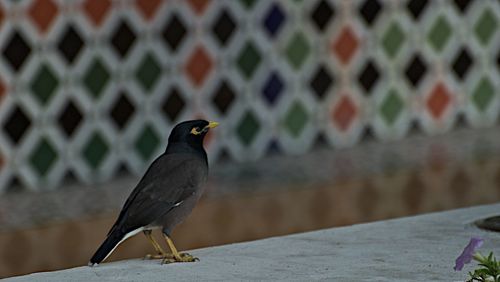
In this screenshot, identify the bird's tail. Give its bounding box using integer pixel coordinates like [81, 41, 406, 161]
[88, 230, 125, 266]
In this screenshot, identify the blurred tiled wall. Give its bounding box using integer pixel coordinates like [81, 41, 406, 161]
[0, 0, 499, 191]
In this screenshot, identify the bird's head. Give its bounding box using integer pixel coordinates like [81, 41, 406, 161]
[168, 120, 219, 145]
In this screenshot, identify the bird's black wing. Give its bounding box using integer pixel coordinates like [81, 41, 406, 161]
[109, 153, 208, 235]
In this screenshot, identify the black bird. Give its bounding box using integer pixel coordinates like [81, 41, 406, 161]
[89, 120, 218, 266]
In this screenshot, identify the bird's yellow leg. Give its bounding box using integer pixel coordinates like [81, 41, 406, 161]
[161, 234, 199, 264]
[143, 231, 172, 260]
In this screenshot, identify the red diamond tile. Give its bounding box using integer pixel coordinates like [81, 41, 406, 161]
[187, 0, 211, 16]
[82, 0, 112, 27]
[184, 45, 214, 88]
[332, 94, 357, 131]
[134, 0, 164, 21]
[28, 0, 59, 34]
[427, 82, 452, 119]
[331, 25, 359, 65]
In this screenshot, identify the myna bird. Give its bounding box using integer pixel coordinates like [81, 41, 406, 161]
[89, 120, 218, 266]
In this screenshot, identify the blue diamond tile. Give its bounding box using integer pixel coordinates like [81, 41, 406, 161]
[262, 3, 286, 38]
[262, 71, 284, 106]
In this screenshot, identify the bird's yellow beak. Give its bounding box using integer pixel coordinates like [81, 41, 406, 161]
[207, 121, 219, 128]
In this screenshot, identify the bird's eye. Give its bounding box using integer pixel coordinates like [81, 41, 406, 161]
[190, 127, 202, 135]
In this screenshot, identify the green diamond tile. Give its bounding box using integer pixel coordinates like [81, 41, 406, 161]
[135, 52, 161, 93]
[134, 125, 160, 161]
[427, 15, 452, 52]
[30, 63, 59, 106]
[29, 137, 57, 177]
[83, 57, 110, 99]
[472, 77, 495, 112]
[239, 0, 257, 9]
[285, 32, 311, 70]
[236, 41, 261, 80]
[380, 89, 404, 125]
[284, 101, 309, 137]
[381, 21, 405, 59]
[236, 111, 260, 147]
[474, 9, 498, 46]
[82, 131, 109, 169]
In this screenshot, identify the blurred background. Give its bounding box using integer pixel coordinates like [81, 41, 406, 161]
[1, 0, 500, 278]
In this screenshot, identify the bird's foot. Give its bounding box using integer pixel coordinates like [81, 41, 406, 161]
[161, 253, 199, 264]
[144, 253, 174, 260]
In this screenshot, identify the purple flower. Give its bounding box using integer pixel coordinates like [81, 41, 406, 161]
[454, 237, 484, 271]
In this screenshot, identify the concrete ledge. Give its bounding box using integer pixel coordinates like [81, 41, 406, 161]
[7, 204, 500, 281]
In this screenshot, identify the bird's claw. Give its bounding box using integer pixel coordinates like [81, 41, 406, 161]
[161, 253, 199, 264]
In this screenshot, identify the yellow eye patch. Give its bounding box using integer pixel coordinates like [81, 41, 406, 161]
[190, 127, 202, 135]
